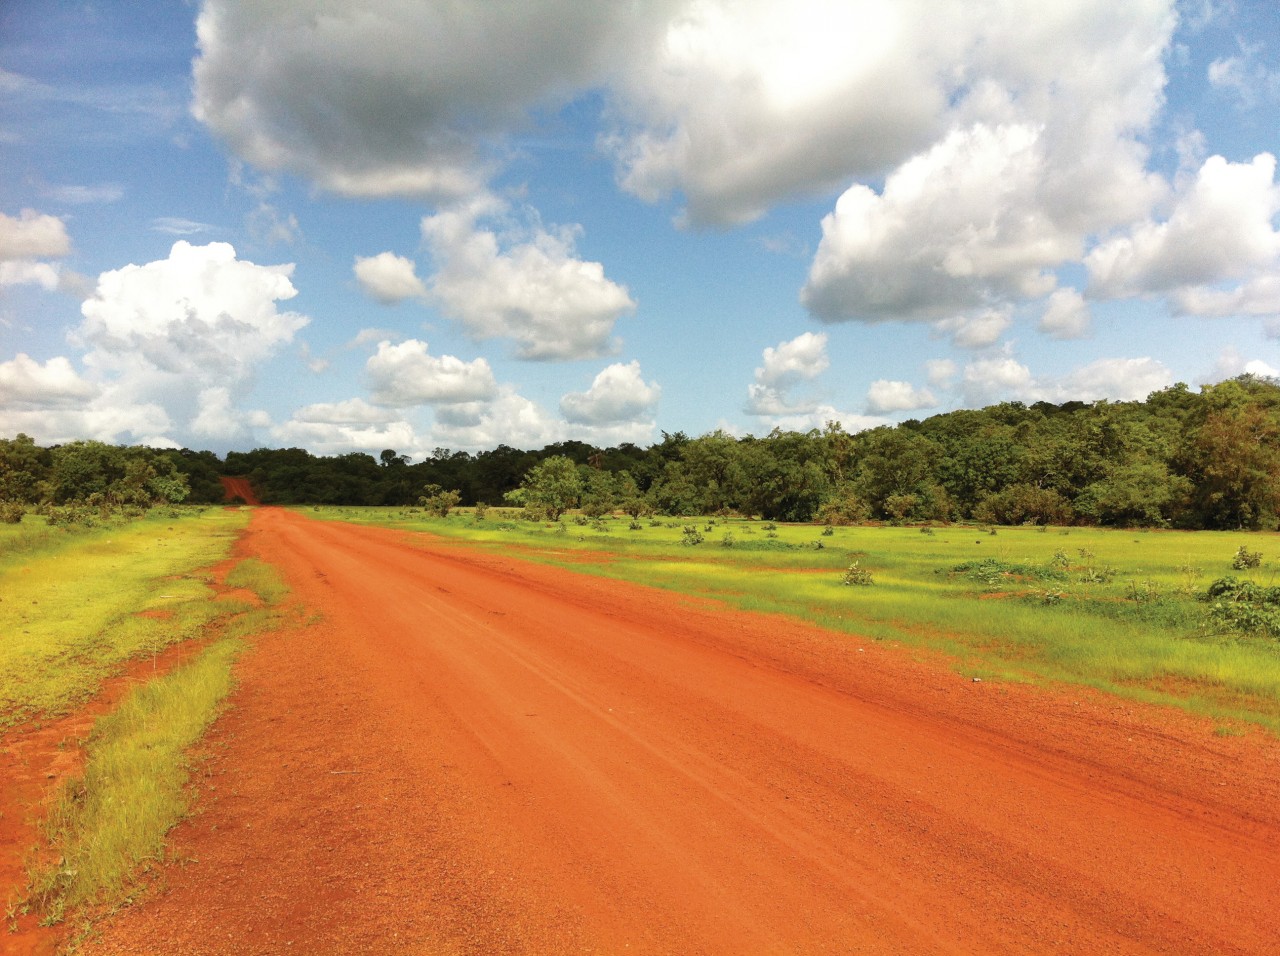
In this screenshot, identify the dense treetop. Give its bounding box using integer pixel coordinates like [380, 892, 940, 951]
[4, 376, 1280, 530]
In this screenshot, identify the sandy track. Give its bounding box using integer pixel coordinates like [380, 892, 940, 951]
[83, 509, 1280, 954]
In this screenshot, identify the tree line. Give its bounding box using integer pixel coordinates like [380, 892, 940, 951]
[3, 375, 1279, 530]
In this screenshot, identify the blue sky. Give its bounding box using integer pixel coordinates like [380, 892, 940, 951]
[2, 0, 1279, 457]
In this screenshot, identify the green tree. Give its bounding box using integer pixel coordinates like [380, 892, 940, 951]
[0, 433, 50, 502]
[518, 455, 582, 520]
[1182, 378, 1280, 529]
[419, 483, 462, 517]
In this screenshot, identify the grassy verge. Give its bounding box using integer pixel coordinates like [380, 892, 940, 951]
[25, 638, 244, 926]
[19, 555, 288, 933]
[0, 506, 292, 936]
[308, 506, 1280, 734]
[0, 507, 249, 729]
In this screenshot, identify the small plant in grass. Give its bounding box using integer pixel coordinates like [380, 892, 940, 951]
[822, 524, 835, 536]
[629, 519, 643, 531]
[720, 531, 736, 548]
[473, 501, 488, 521]
[919, 526, 934, 535]
[1030, 586, 1067, 605]
[0, 501, 25, 524]
[842, 561, 874, 586]
[762, 522, 777, 532]
[1232, 545, 1262, 570]
[1126, 579, 1162, 604]
[1176, 561, 1204, 595]
[591, 519, 608, 532]
[681, 526, 704, 546]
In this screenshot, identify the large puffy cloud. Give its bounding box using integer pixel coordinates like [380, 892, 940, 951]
[421, 198, 635, 360]
[59, 241, 309, 443]
[617, 0, 1171, 228]
[354, 252, 426, 304]
[798, 0, 1171, 321]
[606, 0, 947, 226]
[191, 0, 658, 200]
[560, 361, 660, 425]
[0, 352, 170, 446]
[78, 241, 306, 378]
[1086, 153, 1280, 314]
[365, 338, 497, 407]
[190, 1, 1174, 242]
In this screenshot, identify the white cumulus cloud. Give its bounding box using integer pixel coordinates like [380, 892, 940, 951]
[933, 307, 1012, 349]
[354, 251, 427, 304]
[746, 331, 830, 416]
[1087, 153, 1280, 303]
[421, 198, 635, 360]
[365, 338, 497, 407]
[866, 379, 937, 414]
[560, 361, 660, 425]
[64, 241, 308, 444]
[0, 353, 97, 408]
[432, 385, 564, 450]
[1039, 288, 1092, 339]
[0, 209, 70, 260]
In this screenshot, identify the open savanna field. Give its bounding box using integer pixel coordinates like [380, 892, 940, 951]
[4, 506, 1280, 954]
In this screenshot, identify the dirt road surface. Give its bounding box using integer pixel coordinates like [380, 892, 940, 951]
[82, 509, 1280, 954]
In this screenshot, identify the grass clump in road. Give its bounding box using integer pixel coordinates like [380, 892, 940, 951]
[308, 506, 1280, 734]
[0, 507, 248, 729]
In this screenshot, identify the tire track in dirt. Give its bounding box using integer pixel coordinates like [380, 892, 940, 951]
[81, 509, 1280, 954]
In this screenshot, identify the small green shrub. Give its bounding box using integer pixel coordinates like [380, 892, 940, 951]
[842, 561, 874, 586]
[1203, 576, 1280, 637]
[0, 501, 24, 524]
[1232, 545, 1263, 570]
[681, 526, 704, 546]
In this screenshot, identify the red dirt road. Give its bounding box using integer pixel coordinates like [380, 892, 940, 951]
[218, 476, 260, 506]
[83, 509, 1280, 954]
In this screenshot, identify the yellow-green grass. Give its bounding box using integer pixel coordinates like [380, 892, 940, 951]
[309, 507, 1280, 733]
[26, 638, 243, 925]
[20, 556, 288, 929]
[0, 507, 249, 730]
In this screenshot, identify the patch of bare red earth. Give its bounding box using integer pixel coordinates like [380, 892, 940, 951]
[81, 509, 1279, 955]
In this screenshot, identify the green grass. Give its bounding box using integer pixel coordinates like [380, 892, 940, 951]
[0, 508, 249, 729]
[25, 638, 244, 924]
[18, 552, 289, 929]
[309, 506, 1280, 733]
